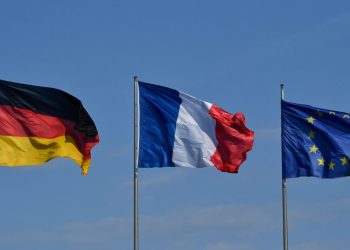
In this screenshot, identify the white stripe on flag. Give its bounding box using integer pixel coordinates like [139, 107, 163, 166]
[172, 92, 217, 168]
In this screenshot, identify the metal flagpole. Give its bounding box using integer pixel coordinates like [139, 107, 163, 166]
[281, 84, 288, 250]
[134, 76, 139, 250]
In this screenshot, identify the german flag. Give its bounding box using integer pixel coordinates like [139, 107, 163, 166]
[0, 79, 99, 175]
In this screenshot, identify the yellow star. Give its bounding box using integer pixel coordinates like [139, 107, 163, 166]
[329, 161, 335, 170]
[307, 116, 315, 124]
[343, 114, 350, 119]
[340, 156, 349, 166]
[329, 111, 336, 115]
[317, 157, 325, 166]
[317, 109, 323, 118]
[308, 130, 316, 139]
[309, 145, 318, 153]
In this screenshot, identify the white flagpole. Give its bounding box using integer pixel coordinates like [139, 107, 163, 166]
[281, 84, 288, 250]
[134, 76, 139, 250]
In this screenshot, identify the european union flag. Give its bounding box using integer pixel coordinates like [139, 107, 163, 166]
[282, 100, 350, 178]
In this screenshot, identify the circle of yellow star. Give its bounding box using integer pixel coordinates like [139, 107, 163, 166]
[308, 130, 316, 139]
[307, 116, 315, 124]
[340, 156, 349, 166]
[329, 161, 335, 170]
[309, 145, 318, 153]
[317, 158, 325, 166]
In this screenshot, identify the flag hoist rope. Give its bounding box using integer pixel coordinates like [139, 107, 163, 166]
[134, 76, 139, 250]
[281, 84, 288, 250]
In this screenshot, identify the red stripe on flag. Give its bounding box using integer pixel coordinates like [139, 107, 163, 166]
[0, 105, 73, 138]
[209, 105, 254, 173]
[0, 105, 99, 157]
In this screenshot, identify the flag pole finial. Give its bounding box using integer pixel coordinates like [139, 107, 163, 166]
[280, 83, 288, 250]
[134, 76, 139, 250]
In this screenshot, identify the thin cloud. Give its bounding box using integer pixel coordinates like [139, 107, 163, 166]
[0, 203, 278, 248]
[15, 199, 350, 250]
[206, 242, 256, 250]
[140, 204, 278, 239]
[291, 242, 336, 250]
[289, 197, 350, 223]
[0, 217, 131, 245]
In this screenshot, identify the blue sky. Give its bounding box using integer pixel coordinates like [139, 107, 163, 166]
[1, 1, 350, 249]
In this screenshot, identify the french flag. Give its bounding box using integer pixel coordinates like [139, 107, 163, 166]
[137, 81, 254, 173]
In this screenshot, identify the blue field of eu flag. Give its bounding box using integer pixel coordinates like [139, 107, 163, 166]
[282, 100, 350, 179]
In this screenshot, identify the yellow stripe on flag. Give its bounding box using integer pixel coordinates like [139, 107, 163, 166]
[0, 135, 90, 175]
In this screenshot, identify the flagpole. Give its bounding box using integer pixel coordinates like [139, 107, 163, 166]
[134, 76, 139, 250]
[281, 84, 288, 250]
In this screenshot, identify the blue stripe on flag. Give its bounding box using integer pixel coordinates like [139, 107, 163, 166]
[138, 81, 182, 168]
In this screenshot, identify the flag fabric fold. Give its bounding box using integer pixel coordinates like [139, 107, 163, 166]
[282, 100, 350, 178]
[138, 81, 254, 173]
[0, 79, 99, 175]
